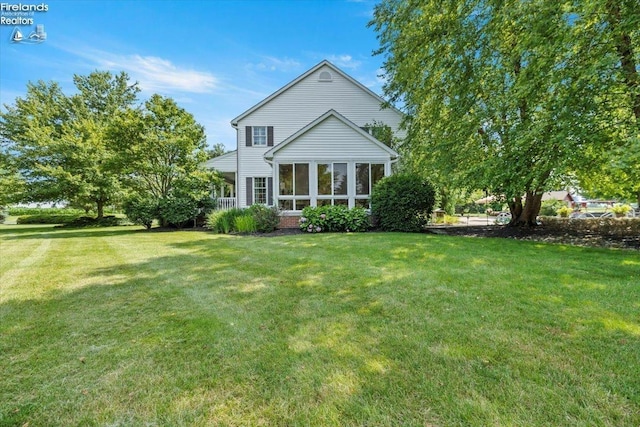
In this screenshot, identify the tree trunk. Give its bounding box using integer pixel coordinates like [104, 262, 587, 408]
[96, 200, 104, 219]
[606, 1, 640, 123]
[509, 192, 542, 227]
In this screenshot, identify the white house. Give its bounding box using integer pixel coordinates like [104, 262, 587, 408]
[204, 60, 403, 226]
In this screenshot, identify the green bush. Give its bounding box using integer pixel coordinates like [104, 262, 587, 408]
[540, 200, 566, 217]
[205, 208, 245, 234]
[17, 214, 81, 224]
[299, 205, 370, 233]
[8, 207, 85, 216]
[247, 204, 280, 233]
[123, 197, 158, 229]
[371, 174, 436, 232]
[235, 214, 258, 233]
[158, 196, 200, 228]
[557, 206, 573, 218]
[58, 216, 123, 228]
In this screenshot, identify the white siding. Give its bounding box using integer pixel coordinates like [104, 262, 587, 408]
[236, 63, 403, 209]
[273, 116, 392, 162]
[204, 151, 237, 172]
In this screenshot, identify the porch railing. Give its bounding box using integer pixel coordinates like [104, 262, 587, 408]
[217, 197, 237, 210]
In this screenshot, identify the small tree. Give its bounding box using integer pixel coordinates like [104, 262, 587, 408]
[371, 174, 436, 232]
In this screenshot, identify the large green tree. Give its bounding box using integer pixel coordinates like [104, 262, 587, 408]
[0, 72, 139, 217]
[573, 0, 640, 205]
[112, 94, 217, 226]
[370, 0, 637, 224]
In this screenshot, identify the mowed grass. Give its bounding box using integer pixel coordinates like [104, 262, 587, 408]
[0, 225, 639, 426]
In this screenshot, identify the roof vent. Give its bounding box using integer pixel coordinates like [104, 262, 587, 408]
[318, 71, 332, 82]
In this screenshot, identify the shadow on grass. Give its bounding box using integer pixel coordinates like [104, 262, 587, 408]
[0, 225, 149, 240]
[2, 232, 639, 425]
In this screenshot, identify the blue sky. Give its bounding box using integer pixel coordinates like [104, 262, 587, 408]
[0, 0, 386, 150]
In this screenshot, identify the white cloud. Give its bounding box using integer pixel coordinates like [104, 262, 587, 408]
[52, 44, 217, 94]
[116, 55, 217, 94]
[246, 56, 302, 73]
[325, 54, 362, 70]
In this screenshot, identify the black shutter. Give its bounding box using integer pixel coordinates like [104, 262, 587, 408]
[267, 177, 273, 206]
[245, 126, 252, 147]
[246, 177, 253, 206]
[267, 126, 274, 147]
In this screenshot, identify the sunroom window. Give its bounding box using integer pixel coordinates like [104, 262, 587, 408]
[355, 163, 385, 208]
[317, 162, 348, 206]
[278, 163, 310, 211]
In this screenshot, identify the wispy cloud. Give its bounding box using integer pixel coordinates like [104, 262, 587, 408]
[104, 55, 218, 94]
[245, 56, 302, 73]
[325, 54, 362, 70]
[52, 43, 217, 94]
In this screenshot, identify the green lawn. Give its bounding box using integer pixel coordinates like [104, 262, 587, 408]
[1, 225, 639, 426]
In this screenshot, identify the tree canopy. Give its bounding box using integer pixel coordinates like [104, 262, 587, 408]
[0, 71, 218, 225]
[370, 0, 639, 224]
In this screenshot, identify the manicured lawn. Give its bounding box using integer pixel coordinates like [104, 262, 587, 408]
[1, 225, 639, 426]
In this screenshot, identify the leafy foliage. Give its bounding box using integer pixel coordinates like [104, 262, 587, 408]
[299, 205, 370, 233]
[371, 174, 436, 232]
[247, 204, 280, 233]
[205, 205, 279, 234]
[370, 0, 639, 225]
[16, 214, 81, 224]
[234, 215, 258, 234]
[0, 72, 139, 217]
[123, 196, 157, 229]
[540, 200, 567, 217]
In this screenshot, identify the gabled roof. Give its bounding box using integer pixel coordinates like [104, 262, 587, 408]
[231, 60, 399, 127]
[263, 109, 398, 160]
[203, 150, 236, 168]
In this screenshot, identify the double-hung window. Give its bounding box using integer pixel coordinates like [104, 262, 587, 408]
[253, 177, 267, 204]
[252, 126, 267, 146]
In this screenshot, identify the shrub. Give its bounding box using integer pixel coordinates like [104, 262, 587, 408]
[371, 174, 436, 232]
[158, 196, 200, 228]
[611, 204, 632, 216]
[58, 216, 123, 228]
[205, 208, 245, 234]
[247, 204, 280, 233]
[0, 207, 7, 224]
[17, 214, 81, 224]
[434, 214, 459, 225]
[235, 214, 258, 234]
[299, 205, 370, 233]
[540, 200, 566, 217]
[557, 206, 573, 218]
[8, 207, 85, 216]
[123, 197, 158, 229]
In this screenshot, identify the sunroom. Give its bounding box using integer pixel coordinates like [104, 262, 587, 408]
[264, 110, 399, 213]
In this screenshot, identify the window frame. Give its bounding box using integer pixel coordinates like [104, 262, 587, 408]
[253, 177, 267, 205]
[252, 126, 267, 146]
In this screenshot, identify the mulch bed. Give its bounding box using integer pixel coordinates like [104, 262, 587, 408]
[427, 225, 640, 250]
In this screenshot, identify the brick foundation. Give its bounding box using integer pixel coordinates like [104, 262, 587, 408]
[278, 215, 301, 229]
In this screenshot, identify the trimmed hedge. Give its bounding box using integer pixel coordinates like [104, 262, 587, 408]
[541, 217, 640, 237]
[17, 214, 81, 224]
[299, 205, 370, 233]
[371, 174, 436, 232]
[9, 207, 86, 216]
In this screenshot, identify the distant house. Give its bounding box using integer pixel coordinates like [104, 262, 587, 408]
[204, 60, 403, 227]
[541, 191, 575, 205]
